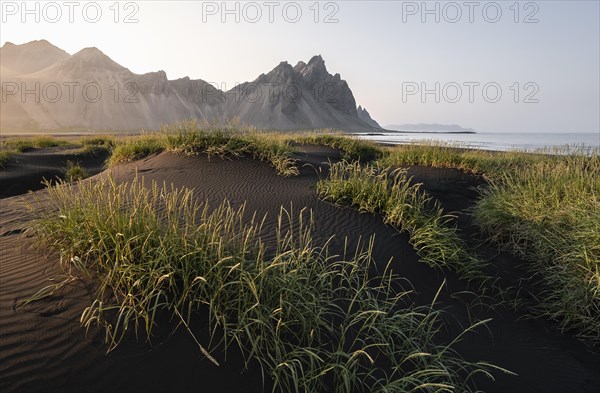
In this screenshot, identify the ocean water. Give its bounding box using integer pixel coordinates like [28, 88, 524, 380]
[356, 132, 600, 153]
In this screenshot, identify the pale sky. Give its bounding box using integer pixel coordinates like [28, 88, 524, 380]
[1, 0, 599, 133]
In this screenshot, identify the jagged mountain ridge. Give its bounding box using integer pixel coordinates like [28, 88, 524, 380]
[0, 40, 379, 131]
[0, 39, 70, 76]
[357, 105, 381, 129]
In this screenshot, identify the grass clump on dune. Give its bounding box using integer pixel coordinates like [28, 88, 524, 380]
[473, 157, 600, 344]
[25, 175, 504, 392]
[317, 161, 484, 280]
[80, 136, 115, 147]
[163, 121, 299, 176]
[103, 121, 298, 176]
[5, 136, 69, 152]
[298, 132, 384, 162]
[381, 143, 600, 343]
[107, 135, 164, 166]
[101, 123, 384, 175]
[64, 160, 89, 182]
[79, 136, 115, 155]
[380, 142, 597, 179]
[0, 150, 15, 168]
[0, 135, 71, 167]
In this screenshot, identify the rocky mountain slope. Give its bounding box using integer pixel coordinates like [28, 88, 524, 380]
[357, 105, 381, 129]
[0, 40, 379, 131]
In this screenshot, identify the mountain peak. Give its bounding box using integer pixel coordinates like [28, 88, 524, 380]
[6, 39, 61, 51]
[308, 55, 325, 66]
[31, 39, 51, 45]
[293, 60, 307, 72]
[0, 39, 70, 74]
[293, 55, 357, 117]
[1, 41, 15, 48]
[264, 61, 295, 82]
[1, 39, 65, 52]
[357, 105, 382, 129]
[69, 47, 126, 71]
[74, 46, 107, 58]
[2, 40, 373, 131]
[304, 55, 327, 73]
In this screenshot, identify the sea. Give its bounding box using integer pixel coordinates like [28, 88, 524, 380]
[356, 132, 600, 154]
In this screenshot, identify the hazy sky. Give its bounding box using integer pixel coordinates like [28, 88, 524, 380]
[1, 0, 599, 133]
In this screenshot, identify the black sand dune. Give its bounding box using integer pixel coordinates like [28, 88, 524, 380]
[1, 148, 599, 392]
[0, 147, 109, 199]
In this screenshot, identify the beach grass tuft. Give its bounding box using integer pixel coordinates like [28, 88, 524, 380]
[0, 135, 70, 167]
[298, 131, 384, 162]
[317, 161, 485, 280]
[103, 121, 298, 176]
[379, 141, 599, 344]
[0, 150, 14, 168]
[381, 141, 598, 179]
[107, 135, 165, 166]
[79, 136, 116, 155]
[163, 121, 299, 176]
[24, 175, 504, 392]
[6, 136, 69, 152]
[64, 160, 89, 182]
[473, 156, 600, 343]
